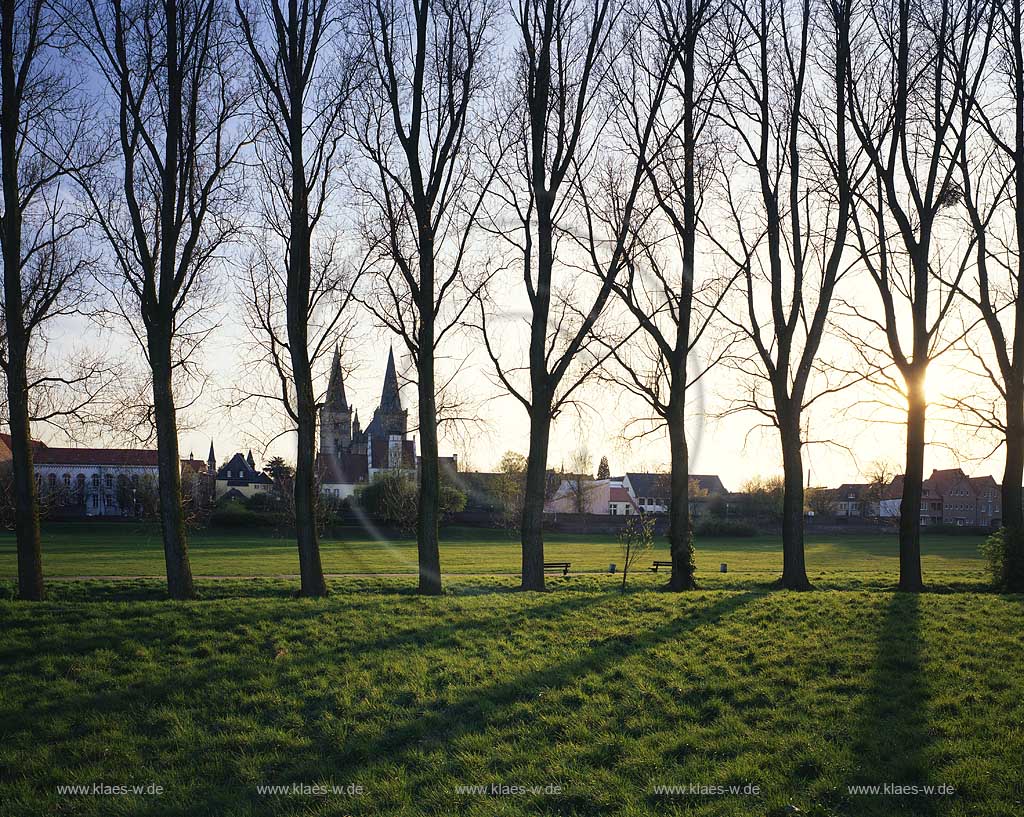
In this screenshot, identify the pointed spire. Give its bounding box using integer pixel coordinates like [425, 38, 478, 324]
[325, 344, 348, 409]
[207, 440, 215, 463]
[379, 347, 402, 413]
[353, 409, 361, 431]
[246, 450, 255, 470]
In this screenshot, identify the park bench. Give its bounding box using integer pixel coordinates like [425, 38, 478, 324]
[543, 561, 571, 576]
[649, 560, 673, 572]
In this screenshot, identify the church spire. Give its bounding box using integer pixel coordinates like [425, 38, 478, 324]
[325, 345, 348, 409]
[379, 347, 402, 413]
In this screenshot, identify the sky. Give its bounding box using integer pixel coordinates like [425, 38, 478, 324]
[142, 317, 1007, 492]
[26, 2, 1013, 492]
[35, 226, 1009, 493]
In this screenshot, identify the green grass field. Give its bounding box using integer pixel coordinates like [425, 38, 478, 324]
[0, 522, 992, 581]
[1, 526, 1019, 815]
[1, 577, 1022, 816]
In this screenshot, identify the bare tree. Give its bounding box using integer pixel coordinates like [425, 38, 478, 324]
[73, 0, 247, 599]
[476, 0, 673, 590]
[847, 0, 985, 591]
[0, 0, 95, 600]
[599, 0, 733, 591]
[716, 0, 855, 589]
[953, 0, 1024, 590]
[618, 511, 654, 591]
[862, 458, 897, 520]
[566, 443, 592, 513]
[348, 0, 495, 595]
[235, 0, 358, 597]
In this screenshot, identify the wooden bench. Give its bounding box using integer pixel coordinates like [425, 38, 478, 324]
[543, 561, 571, 576]
[649, 560, 673, 572]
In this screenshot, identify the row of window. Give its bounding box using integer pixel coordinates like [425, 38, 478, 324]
[944, 503, 997, 512]
[37, 473, 145, 491]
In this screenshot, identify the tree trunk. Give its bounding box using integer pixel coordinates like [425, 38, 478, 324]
[6, 357, 43, 601]
[778, 411, 811, 590]
[1001, 385, 1024, 590]
[520, 395, 553, 591]
[666, 394, 696, 591]
[415, 240, 442, 594]
[898, 368, 926, 592]
[148, 329, 195, 600]
[285, 47, 328, 598]
[416, 337, 442, 595]
[1, 0, 43, 601]
[292, 367, 327, 596]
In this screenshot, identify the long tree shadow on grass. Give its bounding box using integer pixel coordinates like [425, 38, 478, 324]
[837, 594, 940, 817]
[303, 592, 764, 802]
[0, 586, 621, 734]
[1, 587, 763, 817]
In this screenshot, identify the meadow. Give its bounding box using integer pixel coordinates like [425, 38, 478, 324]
[1, 525, 1020, 816]
[0, 522, 992, 581]
[1, 576, 1022, 816]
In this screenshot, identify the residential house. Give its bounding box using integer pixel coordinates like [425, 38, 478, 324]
[622, 472, 728, 517]
[835, 483, 876, 517]
[544, 477, 640, 515]
[214, 449, 273, 501]
[882, 468, 1001, 527]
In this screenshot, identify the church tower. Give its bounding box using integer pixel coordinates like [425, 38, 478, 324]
[365, 347, 408, 441]
[319, 346, 352, 456]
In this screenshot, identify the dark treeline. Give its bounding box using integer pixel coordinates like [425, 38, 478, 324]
[2, 0, 1023, 599]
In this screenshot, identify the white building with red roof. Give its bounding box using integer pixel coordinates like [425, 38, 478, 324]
[0, 434, 211, 517]
[544, 477, 641, 515]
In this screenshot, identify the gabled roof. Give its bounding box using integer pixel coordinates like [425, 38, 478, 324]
[626, 472, 728, 498]
[0, 433, 48, 456]
[969, 475, 998, 491]
[886, 469, 1001, 501]
[181, 458, 208, 474]
[927, 468, 971, 496]
[836, 483, 871, 499]
[215, 452, 272, 485]
[34, 447, 160, 467]
[625, 472, 670, 499]
[609, 486, 637, 505]
[692, 474, 728, 495]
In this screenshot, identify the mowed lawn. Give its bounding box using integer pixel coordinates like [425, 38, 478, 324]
[1, 577, 1022, 816]
[0, 522, 991, 580]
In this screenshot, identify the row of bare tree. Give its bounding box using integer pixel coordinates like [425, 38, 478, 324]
[3, 0, 1024, 600]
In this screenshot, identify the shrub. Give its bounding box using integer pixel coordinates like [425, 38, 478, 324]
[980, 528, 1007, 586]
[355, 472, 467, 534]
[619, 513, 655, 592]
[244, 492, 284, 513]
[695, 519, 757, 538]
[209, 500, 277, 529]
